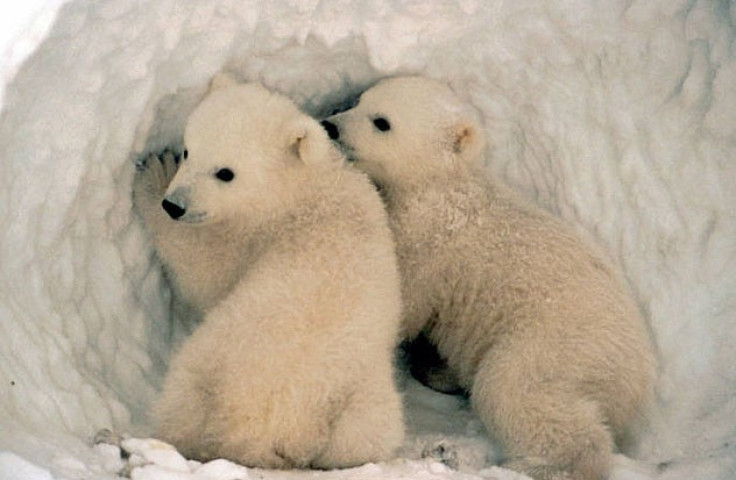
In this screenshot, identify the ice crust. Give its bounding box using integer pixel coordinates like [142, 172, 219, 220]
[0, 1, 735, 479]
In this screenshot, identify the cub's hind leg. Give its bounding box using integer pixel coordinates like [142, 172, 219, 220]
[472, 351, 613, 480]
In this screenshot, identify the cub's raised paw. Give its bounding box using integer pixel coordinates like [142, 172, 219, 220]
[133, 149, 183, 201]
[135, 148, 181, 175]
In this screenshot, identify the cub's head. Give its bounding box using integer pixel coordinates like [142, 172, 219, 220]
[322, 76, 485, 190]
[162, 76, 340, 224]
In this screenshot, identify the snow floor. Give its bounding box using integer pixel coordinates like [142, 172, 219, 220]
[1, 1, 735, 479]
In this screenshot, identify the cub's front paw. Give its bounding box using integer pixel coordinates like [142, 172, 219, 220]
[133, 149, 183, 200]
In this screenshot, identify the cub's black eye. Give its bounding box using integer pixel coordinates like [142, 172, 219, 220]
[183, 149, 188, 159]
[372, 116, 391, 132]
[215, 168, 235, 182]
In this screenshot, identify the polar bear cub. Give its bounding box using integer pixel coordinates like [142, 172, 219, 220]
[134, 77, 404, 468]
[324, 76, 656, 480]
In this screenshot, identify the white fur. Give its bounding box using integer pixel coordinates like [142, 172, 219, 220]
[327, 76, 656, 480]
[133, 79, 404, 468]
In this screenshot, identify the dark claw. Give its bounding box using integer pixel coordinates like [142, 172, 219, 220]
[134, 153, 154, 172]
[135, 148, 184, 171]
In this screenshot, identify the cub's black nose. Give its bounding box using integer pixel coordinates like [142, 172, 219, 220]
[321, 120, 340, 140]
[162, 198, 186, 220]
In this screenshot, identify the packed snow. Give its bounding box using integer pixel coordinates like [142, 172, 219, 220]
[0, 1, 734, 479]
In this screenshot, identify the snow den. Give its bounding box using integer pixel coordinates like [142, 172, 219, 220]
[1, 1, 735, 479]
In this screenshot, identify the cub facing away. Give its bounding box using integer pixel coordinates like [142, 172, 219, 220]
[324, 76, 656, 480]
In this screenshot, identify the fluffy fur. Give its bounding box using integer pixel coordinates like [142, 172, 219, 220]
[133, 77, 404, 468]
[325, 76, 656, 480]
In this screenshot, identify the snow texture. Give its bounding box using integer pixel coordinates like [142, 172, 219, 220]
[0, 1, 735, 479]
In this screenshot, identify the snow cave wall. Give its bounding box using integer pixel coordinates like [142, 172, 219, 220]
[0, 0, 735, 478]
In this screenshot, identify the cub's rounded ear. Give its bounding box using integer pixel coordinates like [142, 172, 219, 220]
[289, 118, 343, 166]
[208, 72, 239, 92]
[450, 120, 486, 164]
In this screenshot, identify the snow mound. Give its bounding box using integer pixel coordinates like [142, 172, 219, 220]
[1, 1, 735, 479]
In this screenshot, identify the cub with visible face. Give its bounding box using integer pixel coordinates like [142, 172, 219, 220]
[324, 76, 656, 480]
[134, 77, 405, 468]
